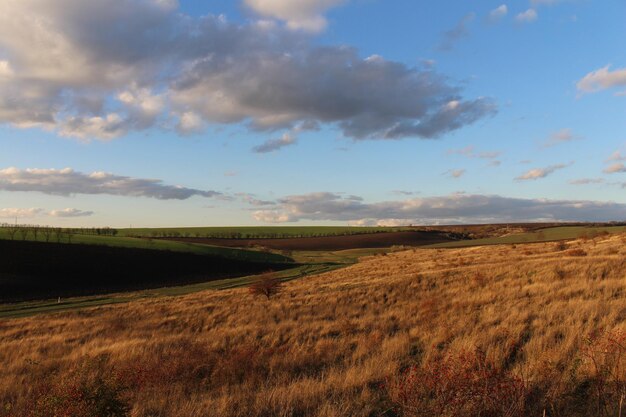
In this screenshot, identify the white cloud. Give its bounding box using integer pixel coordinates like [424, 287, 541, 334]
[577, 66, 626, 94]
[445, 169, 466, 178]
[0, 167, 222, 200]
[0, 0, 495, 141]
[447, 145, 501, 159]
[0, 61, 13, 78]
[516, 163, 568, 180]
[531, 0, 564, 5]
[176, 112, 204, 135]
[604, 163, 626, 174]
[57, 113, 127, 140]
[516, 9, 538, 23]
[253, 132, 298, 153]
[244, 0, 345, 33]
[0, 208, 43, 219]
[488, 5, 508, 22]
[253, 192, 626, 224]
[49, 208, 95, 217]
[608, 150, 626, 162]
[543, 128, 581, 147]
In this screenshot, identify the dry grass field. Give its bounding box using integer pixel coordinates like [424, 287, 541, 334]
[1, 234, 626, 416]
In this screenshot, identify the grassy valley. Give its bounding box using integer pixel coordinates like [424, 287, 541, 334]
[1, 228, 626, 416]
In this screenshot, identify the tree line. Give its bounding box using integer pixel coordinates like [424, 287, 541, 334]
[0, 224, 118, 243]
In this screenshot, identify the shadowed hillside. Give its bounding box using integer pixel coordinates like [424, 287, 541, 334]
[0, 240, 293, 302]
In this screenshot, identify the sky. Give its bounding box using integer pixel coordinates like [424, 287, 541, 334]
[0, 0, 625, 227]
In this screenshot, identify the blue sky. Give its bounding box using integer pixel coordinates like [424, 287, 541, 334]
[0, 0, 625, 226]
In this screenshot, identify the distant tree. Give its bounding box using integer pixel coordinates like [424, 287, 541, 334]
[31, 225, 40, 241]
[42, 226, 53, 243]
[249, 271, 283, 300]
[5, 225, 18, 240]
[18, 227, 29, 241]
[65, 228, 74, 243]
[54, 227, 63, 243]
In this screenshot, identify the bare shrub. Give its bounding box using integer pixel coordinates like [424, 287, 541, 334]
[386, 349, 526, 417]
[567, 249, 587, 257]
[581, 330, 626, 417]
[25, 357, 130, 417]
[554, 241, 567, 252]
[249, 271, 283, 300]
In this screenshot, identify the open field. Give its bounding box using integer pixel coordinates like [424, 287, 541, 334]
[2, 233, 626, 416]
[0, 228, 290, 263]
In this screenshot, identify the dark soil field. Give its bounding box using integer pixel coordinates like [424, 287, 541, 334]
[0, 240, 293, 302]
[162, 230, 460, 251]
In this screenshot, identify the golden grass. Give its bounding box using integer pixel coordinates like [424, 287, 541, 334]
[1, 234, 626, 416]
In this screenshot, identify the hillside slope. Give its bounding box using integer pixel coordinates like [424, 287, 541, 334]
[1, 234, 625, 416]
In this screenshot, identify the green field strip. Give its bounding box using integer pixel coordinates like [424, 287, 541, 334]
[425, 226, 626, 249]
[0, 231, 291, 263]
[116, 226, 409, 238]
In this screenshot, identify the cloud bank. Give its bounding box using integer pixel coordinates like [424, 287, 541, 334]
[0, 0, 495, 142]
[0, 167, 221, 200]
[252, 192, 626, 224]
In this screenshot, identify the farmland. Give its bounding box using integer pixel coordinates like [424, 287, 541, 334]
[1, 223, 625, 318]
[1, 230, 626, 416]
[162, 230, 459, 251]
[117, 226, 411, 239]
[427, 225, 626, 248]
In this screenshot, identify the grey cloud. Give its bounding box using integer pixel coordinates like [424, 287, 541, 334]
[447, 145, 501, 159]
[569, 178, 605, 185]
[236, 193, 276, 206]
[49, 208, 95, 217]
[253, 192, 626, 224]
[392, 190, 420, 196]
[445, 169, 466, 178]
[253, 133, 297, 153]
[0, 167, 221, 200]
[0, 0, 495, 141]
[438, 13, 475, 51]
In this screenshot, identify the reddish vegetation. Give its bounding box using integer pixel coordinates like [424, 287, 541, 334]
[386, 349, 526, 417]
[162, 230, 458, 251]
